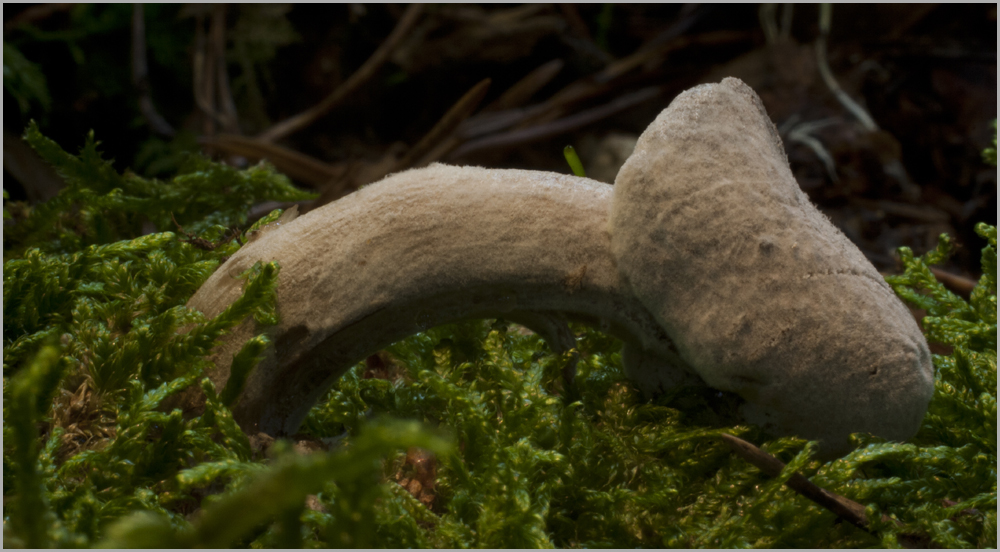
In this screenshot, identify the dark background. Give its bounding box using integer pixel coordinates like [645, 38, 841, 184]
[4, 4, 996, 278]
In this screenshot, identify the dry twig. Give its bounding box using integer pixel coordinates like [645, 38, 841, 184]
[190, 5, 240, 137]
[192, 10, 216, 135]
[720, 433, 936, 548]
[483, 59, 565, 112]
[4, 129, 64, 202]
[171, 213, 239, 250]
[131, 4, 175, 137]
[721, 434, 868, 527]
[3, 3, 73, 36]
[558, 4, 593, 41]
[212, 4, 239, 134]
[392, 78, 492, 171]
[257, 4, 424, 143]
[449, 86, 662, 159]
[201, 134, 343, 187]
[930, 267, 978, 298]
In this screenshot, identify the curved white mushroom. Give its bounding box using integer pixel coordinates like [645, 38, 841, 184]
[186, 78, 933, 456]
[187, 165, 694, 436]
[611, 78, 933, 455]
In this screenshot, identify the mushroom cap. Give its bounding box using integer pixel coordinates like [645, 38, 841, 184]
[609, 77, 934, 455]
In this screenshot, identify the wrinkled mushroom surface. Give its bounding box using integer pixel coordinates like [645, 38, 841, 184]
[186, 78, 934, 456]
[610, 78, 933, 453]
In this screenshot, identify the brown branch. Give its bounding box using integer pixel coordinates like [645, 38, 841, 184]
[720, 433, 936, 548]
[467, 28, 750, 139]
[529, 29, 749, 128]
[4, 129, 64, 202]
[594, 4, 704, 85]
[131, 4, 175, 137]
[448, 86, 661, 160]
[212, 4, 240, 134]
[458, 60, 573, 139]
[3, 3, 73, 36]
[393, 78, 491, 172]
[558, 4, 593, 41]
[171, 213, 239, 250]
[257, 4, 423, 143]
[457, 106, 543, 141]
[192, 12, 216, 136]
[484, 59, 564, 112]
[930, 267, 978, 298]
[720, 434, 868, 528]
[501, 11, 738, 133]
[201, 134, 343, 187]
[515, 3, 701, 126]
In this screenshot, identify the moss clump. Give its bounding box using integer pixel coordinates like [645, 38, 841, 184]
[3, 127, 996, 547]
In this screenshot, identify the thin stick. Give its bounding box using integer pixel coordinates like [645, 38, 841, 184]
[720, 434, 868, 528]
[449, 86, 661, 160]
[192, 13, 216, 136]
[393, 78, 491, 171]
[202, 134, 343, 186]
[3, 3, 72, 36]
[484, 59, 564, 112]
[192, 8, 238, 135]
[212, 4, 239, 134]
[815, 4, 878, 132]
[591, 4, 703, 85]
[457, 29, 746, 145]
[558, 4, 593, 41]
[131, 4, 175, 137]
[257, 4, 423, 143]
[720, 433, 936, 548]
[543, 27, 743, 119]
[930, 267, 978, 298]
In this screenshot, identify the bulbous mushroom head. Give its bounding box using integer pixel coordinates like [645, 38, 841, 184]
[608, 77, 934, 456]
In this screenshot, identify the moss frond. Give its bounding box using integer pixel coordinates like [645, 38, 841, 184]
[3, 125, 995, 548]
[5, 122, 315, 256]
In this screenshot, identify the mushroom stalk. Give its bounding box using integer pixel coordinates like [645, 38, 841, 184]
[186, 166, 689, 436]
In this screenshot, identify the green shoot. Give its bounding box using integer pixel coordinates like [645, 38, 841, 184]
[563, 145, 587, 177]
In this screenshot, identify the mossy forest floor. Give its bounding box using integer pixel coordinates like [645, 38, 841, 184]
[3, 4, 997, 548]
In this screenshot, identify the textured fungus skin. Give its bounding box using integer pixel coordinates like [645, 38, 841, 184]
[609, 77, 933, 454]
[186, 165, 688, 436]
[186, 78, 934, 457]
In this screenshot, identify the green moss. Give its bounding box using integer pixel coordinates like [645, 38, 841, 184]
[3, 42, 52, 116]
[2, 126, 995, 547]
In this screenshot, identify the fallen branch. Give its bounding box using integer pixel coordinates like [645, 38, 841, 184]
[131, 4, 175, 137]
[171, 213, 240, 251]
[257, 4, 423, 143]
[211, 4, 239, 134]
[720, 433, 867, 526]
[449, 86, 661, 159]
[930, 267, 978, 298]
[201, 134, 343, 187]
[720, 433, 936, 548]
[392, 78, 491, 171]
[483, 59, 564, 112]
[3, 3, 73, 36]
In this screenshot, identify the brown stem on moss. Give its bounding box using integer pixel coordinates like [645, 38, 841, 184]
[721, 433, 937, 548]
[720, 433, 868, 527]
